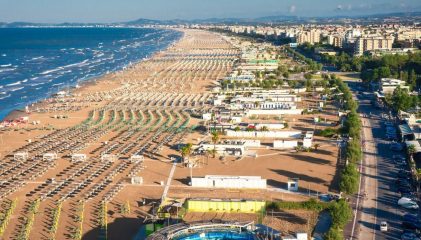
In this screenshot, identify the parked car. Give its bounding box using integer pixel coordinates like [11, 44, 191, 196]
[403, 221, 421, 231]
[398, 197, 420, 209]
[398, 187, 413, 194]
[384, 121, 394, 126]
[380, 221, 388, 231]
[401, 231, 421, 240]
[403, 214, 420, 223]
[401, 193, 417, 200]
[391, 143, 404, 151]
[393, 155, 406, 160]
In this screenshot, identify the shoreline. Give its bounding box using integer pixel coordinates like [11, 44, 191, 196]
[1, 27, 184, 122]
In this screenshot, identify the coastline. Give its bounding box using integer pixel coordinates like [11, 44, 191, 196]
[0, 29, 242, 240]
[1, 27, 184, 122]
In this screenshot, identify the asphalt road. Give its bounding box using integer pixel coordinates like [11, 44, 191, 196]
[347, 82, 420, 240]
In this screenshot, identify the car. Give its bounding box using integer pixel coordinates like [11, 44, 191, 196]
[380, 221, 388, 231]
[403, 221, 421, 231]
[398, 197, 420, 209]
[401, 193, 417, 200]
[399, 185, 413, 192]
[393, 155, 406, 160]
[401, 232, 421, 240]
[391, 143, 404, 151]
[401, 202, 420, 210]
[403, 214, 420, 223]
[383, 121, 394, 126]
[398, 180, 412, 186]
[398, 185, 413, 193]
[398, 171, 411, 178]
[398, 179, 412, 186]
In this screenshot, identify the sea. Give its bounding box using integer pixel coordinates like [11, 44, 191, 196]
[0, 27, 182, 120]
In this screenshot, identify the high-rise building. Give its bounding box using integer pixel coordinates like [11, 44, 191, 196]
[354, 36, 394, 56]
[296, 29, 321, 45]
[328, 35, 344, 48]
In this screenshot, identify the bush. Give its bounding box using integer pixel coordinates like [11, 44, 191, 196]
[317, 128, 338, 137]
[346, 139, 362, 163]
[339, 164, 360, 194]
[325, 226, 343, 240]
[266, 198, 329, 212]
[329, 199, 353, 228]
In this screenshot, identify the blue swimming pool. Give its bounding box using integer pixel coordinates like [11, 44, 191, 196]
[173, 230, 255, 240]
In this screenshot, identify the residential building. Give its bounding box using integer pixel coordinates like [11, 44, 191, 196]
[354, 36, 394, 56]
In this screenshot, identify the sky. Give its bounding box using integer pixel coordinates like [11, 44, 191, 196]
[0, 0, 420, 23]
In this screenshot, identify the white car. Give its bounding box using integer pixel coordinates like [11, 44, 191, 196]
[398, 197, 420, 210]
[380, 221, 388, 232]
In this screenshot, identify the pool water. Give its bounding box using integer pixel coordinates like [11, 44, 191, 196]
[173, 230, 255, 240]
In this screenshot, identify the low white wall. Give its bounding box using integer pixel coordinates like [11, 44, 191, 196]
[246, 109, 303, 116]
[226, 130, 302, 139]
[273, 140, 298, 149]
[191, 175, 267, 189]
[254, 123, 285, 130]
[243, 140, 261, 147]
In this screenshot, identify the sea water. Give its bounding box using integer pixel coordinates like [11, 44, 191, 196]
[0, 27, 182, 120]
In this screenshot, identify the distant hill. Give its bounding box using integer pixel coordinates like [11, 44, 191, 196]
[0, 11, 419, 28]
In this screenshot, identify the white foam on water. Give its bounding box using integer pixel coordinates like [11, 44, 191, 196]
[6, 81, 21, 86]
[0, 68, 16, 73]
[0, 94, 11, 100]
[10, 87, 24, 92]
[27, 56, 44, 62]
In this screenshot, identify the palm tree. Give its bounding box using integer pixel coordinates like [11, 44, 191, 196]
[313, 143, 320, 151]
[180, 143, 193, 162]
[260, 126, 269, 132]
[211, 131, 220, 158]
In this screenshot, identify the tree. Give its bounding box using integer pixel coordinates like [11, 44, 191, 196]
[329, 199, 353, 227]
[304, 73, 313, 80]
[346, 139, 362, 163]
[313, 143, 320, 151]
[305, 79, 313, 91]
[211, 131, 220, 158]
[339, 164, 359, 194]
[325, 227, 343, 240]
[409, 69, 417, 90]
[283, 72, 289, 79]
[180, 143, 193, 161]
[391, 87, 415, 111]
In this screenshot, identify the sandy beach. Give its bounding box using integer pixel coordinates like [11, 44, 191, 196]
[0, 28, 340, 239]
[0, 29, 244, 240]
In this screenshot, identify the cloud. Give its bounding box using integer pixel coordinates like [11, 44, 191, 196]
[289, 5, 296, 13]
[335, 3, 352, 11]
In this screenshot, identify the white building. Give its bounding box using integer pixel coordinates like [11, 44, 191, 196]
[191, 175, 267, 189]
[380, 78, 409, 94]
[200, 140, 246, 156]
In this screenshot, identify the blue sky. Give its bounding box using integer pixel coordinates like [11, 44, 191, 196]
[1, 0, 420, 23]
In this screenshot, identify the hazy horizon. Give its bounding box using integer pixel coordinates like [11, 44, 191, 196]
[1, 0, 420, 24]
